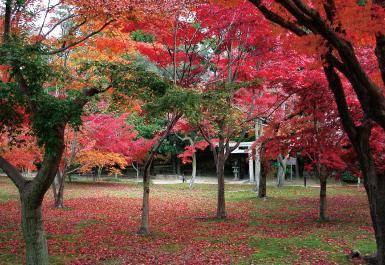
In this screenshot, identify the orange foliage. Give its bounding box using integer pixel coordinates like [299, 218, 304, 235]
[75, 150, 127, 175]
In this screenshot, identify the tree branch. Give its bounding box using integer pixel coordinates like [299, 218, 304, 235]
[41, 14, 77, 39]
[38, 0, 52, 36]
[72, 85, 112, 110]
[48, 20, 115, 55]
[249, 0, 308, 36]
[0, 156, 27, 190]
[250, 0, 385, 132]
[323, 63, 358, 142]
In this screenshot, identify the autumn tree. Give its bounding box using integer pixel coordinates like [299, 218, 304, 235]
[135, 88, 200, 235]
[173, 119, 208, 188]
[247, 0, 385, 262]
[131, 1, 276, 219]
[193, 2, 278, 219]
[0, 0, 173, 262]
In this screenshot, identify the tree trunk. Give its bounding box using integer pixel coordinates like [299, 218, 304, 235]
[52, 172, 65, 208]
[257, 142, 267, 198]
[276, 154, 287, 187]
[96, 167, 102, 182]
[258, 161, 267, 198]
[360, 166, 385, 265]
[138, 164, 150, 235]
[137, 113, 182, 235]
[189, 152, 197, 189]
[373, 176, 385, 265]
[216, 150, 226, 219]
[21, 199, 49, 265]
[171, 153, 177, 174]
[323, 64, 385, 263]
[319, 175, 327, 221]
[362, 164, 385, 265]
[176, 158, 181, 175]
[132, 162, 140, 178]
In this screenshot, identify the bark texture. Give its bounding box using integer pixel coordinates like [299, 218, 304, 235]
[319, 175, 328, 221]
[216, 147, 226, 219]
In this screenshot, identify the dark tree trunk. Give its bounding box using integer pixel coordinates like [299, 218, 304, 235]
[257, 142, 267, 198]
[171, 153, 177, 174]
[21, 199, 48, 265]
[216, 150, 226, 219]
[138, 161, 151, 235]
[319, 175, 327, 221]
[360, 149, 385, 265]
[258, 164, 267, 198]
[357, 131, 385, 264]
[324, 64, 385, 263]
[176, 157, 181, 175]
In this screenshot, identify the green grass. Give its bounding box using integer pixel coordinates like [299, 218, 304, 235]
[248, 237, 295, 264]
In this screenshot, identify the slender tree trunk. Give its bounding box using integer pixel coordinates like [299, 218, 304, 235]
[189, 153, 197, 189]
[21, 199, 49, 265]
[171, 153, 177, 174]
[276, 154, 287, 187]
[132, 162, 140, 178]
[138, 162, 151, 235]
[258, 161, 267, 198]
[97, 167, 102, 182]
[176, 158, 181, 175]
[319, 175, 327, 221]
[216, 149, 226, 219]
[52, 172, 65, 208]
[257, 142, 267, 198]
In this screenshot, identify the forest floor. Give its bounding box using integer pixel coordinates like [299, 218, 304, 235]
[0, 176, 375, 265]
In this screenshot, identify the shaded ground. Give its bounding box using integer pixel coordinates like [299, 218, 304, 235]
[0, 176, 375, 264]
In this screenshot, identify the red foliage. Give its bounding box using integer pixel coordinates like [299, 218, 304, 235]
[79, 113, 154, 165]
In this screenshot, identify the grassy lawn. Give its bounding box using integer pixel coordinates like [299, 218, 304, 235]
[0, 176, 374, 264]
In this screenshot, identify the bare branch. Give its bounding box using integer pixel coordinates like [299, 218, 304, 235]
[41, 14, 77, 39]
[48, 20, 115, 55]
[38, 0, 51, 36]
